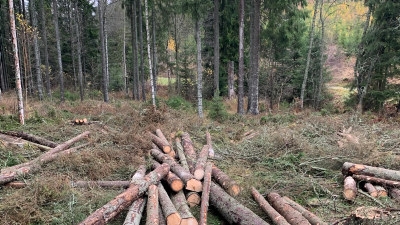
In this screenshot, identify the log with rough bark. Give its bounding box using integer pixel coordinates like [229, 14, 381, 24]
[146, 184, 160, 225]
[5, 181, 27, 188]
[374, 185, 387, 197]
[251, 187, 290, 225]
[149, 132, 172, 154]
[156, 129, 170, 146]
[73, 180, 130, 188]
[199, 162, 212, 225]
[78, 163, 170, 225]
[123, 198, 147, 225]
[158, 183, 181, 225]
[151, 149, 202, 192]
[159, 204, 167, 225]
[194, 145, 209, 180]
[0, 130, 58, 147]
[171, 190, 198, 225]
[210, 182, 269, 225]
[186, 192, 201, 208]
[266, 192, 311, 225]
[211, 164, 240, 196]
[205, 131, 215, 158]
[353, 174, 400, 188]
[282, 196, 328, 225]
[152, 161, 184, 192]
[175, 138, 190, 171]
[181, 132, 197, 173]
[363, 183, 378, 198]
[342, 162, 400, 181]
[389, 188, 400, 202]
[343, 176, 357, 201]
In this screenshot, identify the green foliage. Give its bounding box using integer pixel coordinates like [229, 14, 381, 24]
[166, 96, 193, 110]
[207, 96, 229, 123]
[26, 110, 45, 124]
[0, 115, 20, 130]
[260, 113, 296, 125]
[53, 90, 80, 101]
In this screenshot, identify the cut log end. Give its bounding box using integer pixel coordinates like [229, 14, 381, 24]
[343, 176, 357, 201]
[194, 170, 204, 181]
[186, 192, 201, 208]
[164, 146, 172, 154]
[180, 218, 199, 225]
[170, 180, 184, 192]
[228, 184, 241, 197]
[166, 213, 182, 225]
[186, 179, 203, 192]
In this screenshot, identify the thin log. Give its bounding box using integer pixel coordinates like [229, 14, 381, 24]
[151, 149, 202, 192]
[353, 174, 400, 188]
[171, 190, 198, 225]
[0, 130, 58, 147]
[374, 185, 387, 197]
[210, 182, 269, 225]
[364, 183, 378, 197]
[152, 161, 184, 192]
[389, 188, 400, 202]
[342, 162, 400, 181]
[156, 129, 169, 145]
[159, 203, 167, 225]
[130, 165, 147, 183]
[146, 184, 159, 225]
[266, 192, 311, 225]
[186, 192, 201, 208]
[199, 162, 212, 225]
[175, 137, 189, 171]
[158, 183, 181, 225]
[205, 131, 215, 158]
[149, 131, 172, 154]
[211, 164, 240, 196]
[78, 163, 170, 225]
[123, 198, 147, 225]
[181, 132, 197, 173]
[5, 181, 27, 188]
[251, 187, 290, 225]
[72, 181, 130, 188]
[194, 145, 209, 180]
[343, 176, 357, 201]
[282, 196, 328, 225]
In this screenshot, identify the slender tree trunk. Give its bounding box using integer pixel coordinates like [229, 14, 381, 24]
[9, 0, 25, 124]
[69, 0, 77, 92]
[0, 51, 4, 92]
[123, 8, 128, 95]
[213, 0, 220, 97]
[53, 0, 64, 102]
[174, 14, 181, 94]
[75, 2, 84, 101]
[145, 0, 156, 108]
[40, 0, 51, 97]
[151, 6, 158, 94]
[300, 0, 319, 109]
[98, 0, 109, 102]
[132, 0, 139, 100]
[316, 0, 325, 109]
[31, 0, 43, 100]
[237, 0, 244, 114]
[195, 19, 203, 118]
[138, 0, 145, 101]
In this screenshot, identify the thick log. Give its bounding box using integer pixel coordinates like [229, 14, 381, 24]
[343, 176, 357, 201]
[171, 190, 198, 225]
[0, 130, 58, 147]
[342, 162, 400, 181]
[158, 183, 181, 225]
[363, 183, 378, 197]
[146, 185, 159, 225]
[353, 174, 400, 188]
[199, 162, 212, 225]
[251, 187, 290, 225]
[210, 182, 269, 225]
[156, 129, 169, 145]
[152, 161, 184, 192]
[211, 164, 240, 196]
[282, 196, 328, 225]
[73, 181, 130, 188]
[159, 204, 167, 225]
[181, 132, 197, 173]
[267, 192, 311, 225]
[175, 138, 189, 171]
[78, 163, 170, 225]
[389, 188, 400, 202]
[151, 149, 202, 192]
[186, 192, 201, 208]
[374, 185, 387, 197]
[205, 131, 215, 158]
[123, 198, 147, 225]
[149, 132, 172, 154]
[194, 145, 209, 180]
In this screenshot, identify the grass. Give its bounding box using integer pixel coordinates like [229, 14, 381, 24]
[1, 92, 400, 224]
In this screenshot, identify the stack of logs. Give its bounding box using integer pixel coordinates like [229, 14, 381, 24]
[342, 162, 400, 202]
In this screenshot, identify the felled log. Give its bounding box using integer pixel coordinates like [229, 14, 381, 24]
[0, 130, 58, 147]
[211, 164, 240, 196]
[353, 174, 400, 188]
[5, 181, 27, 188]
[151, 149, 202, 192]
[199, 162, 212, 225]
[72, 180, 130, 188]
[152, 161, 184, 192]
[74, 118, 88, 125]
[149, 132, 172, 154]
[205, 131, 215, 158]
[251, 187, 290, 225]
[78, 163, 170, 225]
[158, 183, 181, 225]
[194, 145, 209, 180]
[124, 165, 148, 225]
[267, 192, 311, 225]
[343, 176, 357, 201]
[210, 182, 269, 225]
[146, 185, 160, 225]
[159, 205, 167, 225]
[181, 132, 197, 173]
[282, 196, 328, 225]
[186, 192, 201, 208]
[342, 162, 400, 181]
[374, 185, 387, 197]
[389, 188, 400, 202]
[155, 129, 177, 158]
[364, 183, 378, 197]
[171, 190, 198, 225]
[175, 138, 190, 172]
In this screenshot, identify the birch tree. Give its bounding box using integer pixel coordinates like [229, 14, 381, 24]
[145, 0, 156, 108]
[31, 0, 43, 100]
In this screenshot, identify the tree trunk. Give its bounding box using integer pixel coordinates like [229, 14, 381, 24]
[98, 0, 109, 102]
[175, 138, 190, 171]
[152, 161, 184, 192]
[212, 164, 240, 196]
[251, 187, 290, 225]
[363, 183, 378, 197]
[237, 0, 244, 114]
[186, 191, 200, 208]
[146, 184, 159, 225]
[181, 132, 197, 173]
[123, 198, 146, 225]
[194, 145, 209, 180]
[199, 162, 212, 225]
[31, 0, 43, 100]
[0, 130, 58, 148]
[39, 0, 51, 97]
[145, 0, 156, 108]
[171, 190, 198, 225]
[300, 0, 319, 109]
[132, 0, 139, 100]
[78, 163, 170, 225]
[195, 18, 203, 118]
[282, 196, 327, 225]
[123, 7, 128, 95]
[343, 176, 357, 201]
[205, 132, 215, 158]
[74, 2, 84, 101]
[316, 0, 325, 108]
[267, 192, 311, 225]
[158, 183, 181, 225]
[210, 182, 269, 225]
[72, 181, 130, 188]
[227, 61, 235, 99]
[353, 174, 400, 189]
[213, 0, 220, 97]
[151, 6, 158, 94]
[342, 162, 400, 181]
[138, 0, 145, 101]
[53, 0, 64, 102]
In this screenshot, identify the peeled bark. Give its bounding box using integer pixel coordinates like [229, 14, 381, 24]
[0, 130, 58, 148]
[158, 183, 181, 225]
[282, 196, 327, 225]
[72, 181, 130, 189]
[363, 183, 378, 198]
[150, 132, 172, 154]
[146, 185, 159, 225]
[194, 145, 209, 180]
[343, 176, 357, 201]
[123, 198, 147, 225]
[266, 192, 311, 225]
[251, 187, 290, 225]
[199, 162, 212, 225]
[78, 163, 169, 225]
[353, 174, 400, 188]
[374, 185, 387, 197]
[171, 191, 198, 225]
[342, 162, 400, 181]
[152, 161, 184, 192]
[181, 132, 197, 173]
[210, 182, 269, 225]
[212, 164, 240, 196]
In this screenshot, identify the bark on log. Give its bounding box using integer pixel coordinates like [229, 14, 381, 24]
[343, 176, 357, 201]
[389, 188, 400, 202]
[78, 163, 169, 225]
[210, 182, 269, 225]
[363, 183, 378, 198]
[266, 192, 311, 225]
[73, 181, 130, 188]
[194, 145, 209, 180]
[205, 131, 215, 158]
[152, 161, 184, 192]
[5, 181, 27, 188]
[149, 132, 172, 154]
[158, 183, 181, 225]
[175, 138, 189, 171]
[151, 149, 202, 192]
[199, 162, 212, 225]
[353, 174, 400, 188]
[211, 164, 240, 196]
[342, 162, 400, 181]
[159, 204, 167, 225]
[156, 129, 169, 145]
[130, 165, 148, 183]
[171, 190, 198, 225]
[181, 132, 197, 173]
[146, 184, 159, 225]
[282, 196, 328, 225]
[123, 198, 147, 225]
[0, 130, 58, 147]
[374, 185, 387, 197]
[186, 192, 201, 208]
[251, 187, 290, 225]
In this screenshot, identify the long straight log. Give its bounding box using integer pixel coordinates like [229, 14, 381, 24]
[343, 176, 357, 201]
[175, 138, 189, 172]
[353, 174, 400, 188]
[342, 162, 400, 181]
[146, 185, 159, 225]
[211, 164, 240, 196]
[158, 183, 181, 225]
[152, 161, 184, 192]
[0, 130, 58, 147]
[159, 203, 167, 225]
[155, 129, 177, 158]
[78, 163, 170, 225]
[210, 182, 269, 225]
[124, 165, 148, 225]
[149, 132, 172, 154]
[194, 145, 209, 180]
[205, 131, 215, 158]
[181, 132, 197, 173]
[282, 196, 327, 225]
[251, 187, 290, 225]
[171, 190, 198, 225]
[73, 181, 130, 188]
[199, 162, 212, 225]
